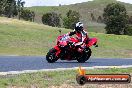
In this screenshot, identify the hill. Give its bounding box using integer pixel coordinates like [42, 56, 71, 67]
[27, 0, 132, 33]
[0, 17, 132, 58]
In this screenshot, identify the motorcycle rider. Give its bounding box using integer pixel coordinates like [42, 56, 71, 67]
[66, 22, 89, 47]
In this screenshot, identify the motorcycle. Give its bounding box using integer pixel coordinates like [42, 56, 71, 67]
[46, 34, 98, 63]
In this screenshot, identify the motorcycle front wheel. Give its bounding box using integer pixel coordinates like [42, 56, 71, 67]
[46, 48, 58, 63]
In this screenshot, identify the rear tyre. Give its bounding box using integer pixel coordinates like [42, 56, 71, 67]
[46, 48, 58, 63]
[77, 57, 86, 63]
[85, 48, 92, 61]
[77, 48, 91, 63]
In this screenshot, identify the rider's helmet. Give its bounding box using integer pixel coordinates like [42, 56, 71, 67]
[75, 22, 84, 33]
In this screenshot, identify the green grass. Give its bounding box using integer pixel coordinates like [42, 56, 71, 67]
[90, 33, 132, 58]
[0, 17, 132, 58]
[0, 17, 68, 56]
[0, 68, 132, 88]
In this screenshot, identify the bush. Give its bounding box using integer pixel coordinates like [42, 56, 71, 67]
[97, 16, 104, 23]
[103, 3, 128, 35]
[42, 12, 61, 27]
[0, 0, 18, 17]
[125, 25, 132, 36]
[20, 9, 35, 21]
[63, 10, 80, 29]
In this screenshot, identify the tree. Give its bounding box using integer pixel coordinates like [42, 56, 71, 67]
[0, 0, 9, 16]
[6, 0, 17, 18]
[128, 16, 132, 24]
[125, 25, 132, 36]
[0, 0, 5, 15]
[31, 11, 35, 22]
[20, 9, 35, 21]
[103, 3, 128, 35]
[0, 0, 17, 17]
[42, 12, 61, 27]
[63, 10, 80, 29]
[0, 0, 35, 22]
[17, 0, 25, 20]
[97, 16, 104, 23]
[91, 13, 96, 21]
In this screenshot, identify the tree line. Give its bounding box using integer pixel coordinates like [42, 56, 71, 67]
[0, 0, 35, 21]
[42, 10, 80, 29]
[41, 3, 132, 35]
[0, 1, 132, 35]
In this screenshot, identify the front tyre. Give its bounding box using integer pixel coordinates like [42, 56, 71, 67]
[46, 48, 58, 63]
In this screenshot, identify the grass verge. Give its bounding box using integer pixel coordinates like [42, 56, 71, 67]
[0, 68, 132, 88]
[0, 17, 132, 58]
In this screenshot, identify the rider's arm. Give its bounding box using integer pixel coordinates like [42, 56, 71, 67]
[75, 31, 87, 46]
[66, 30, 76, 36]
[75, 37, 84, 46]
[69, 31, 76, 36]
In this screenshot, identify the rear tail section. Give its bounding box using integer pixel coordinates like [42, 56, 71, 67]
[87, 38, 98, 47]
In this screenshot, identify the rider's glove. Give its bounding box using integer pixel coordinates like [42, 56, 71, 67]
[70, 42, 75, 48]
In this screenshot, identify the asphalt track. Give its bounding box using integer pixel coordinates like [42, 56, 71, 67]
[0, 56, 132, 72]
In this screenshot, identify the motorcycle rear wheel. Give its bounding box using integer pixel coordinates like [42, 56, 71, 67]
[77, 48, 91, 63]
[85, 48, 92, 61]
[46, 48, 58, 63]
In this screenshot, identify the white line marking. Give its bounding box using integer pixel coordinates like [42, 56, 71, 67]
[0, 65, 132, 75]
[0, 55, 20, 56]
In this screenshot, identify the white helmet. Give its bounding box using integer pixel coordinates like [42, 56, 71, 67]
[75, 22, 84, 32]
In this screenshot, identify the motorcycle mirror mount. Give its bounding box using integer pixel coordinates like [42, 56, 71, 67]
[58, 29, 62, 35]
[94, 44, 98, 47]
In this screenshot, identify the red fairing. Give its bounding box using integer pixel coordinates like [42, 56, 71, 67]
[54, 45, 60, 51]
[87, 38, 98, 47]
[57, 35, 63, 41]
[69, 37, 78, 43]
[54, 45, 61, 56]
[59, 41, 67, 46]
[56, 35, 63, 44]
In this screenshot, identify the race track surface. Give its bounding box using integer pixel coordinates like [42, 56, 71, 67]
[0, 56, 132, 72]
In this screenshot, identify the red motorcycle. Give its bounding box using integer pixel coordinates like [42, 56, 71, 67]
[46, 34, 98, 63]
